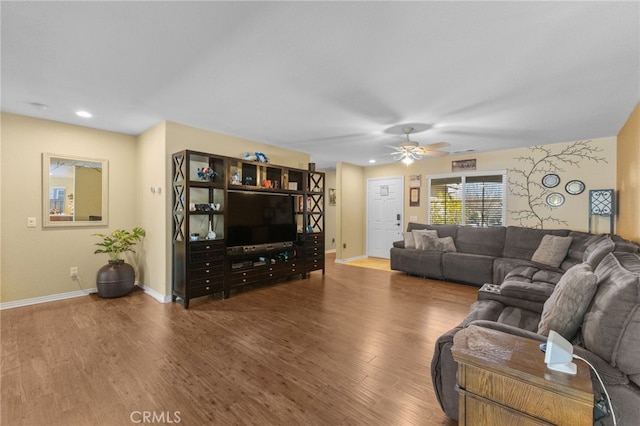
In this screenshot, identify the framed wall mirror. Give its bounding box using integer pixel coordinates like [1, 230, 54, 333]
[42, 153, 108, 227]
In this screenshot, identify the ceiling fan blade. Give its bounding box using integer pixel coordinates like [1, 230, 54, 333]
[423, 141, 450, 150]
[415, 148, 449, 157]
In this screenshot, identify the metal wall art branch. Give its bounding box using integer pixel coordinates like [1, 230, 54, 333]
[507, 140, 606, 229]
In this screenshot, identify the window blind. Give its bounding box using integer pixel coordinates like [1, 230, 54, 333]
[429, 173, 504, 226]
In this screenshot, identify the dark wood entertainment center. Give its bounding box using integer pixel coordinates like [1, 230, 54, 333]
[171, 150, 325, 308]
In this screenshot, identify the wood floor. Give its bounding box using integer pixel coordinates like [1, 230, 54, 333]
[1, 254, 478, 426]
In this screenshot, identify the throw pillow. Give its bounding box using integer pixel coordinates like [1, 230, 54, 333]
[403, 232, 416, 249]
[413, 229, 438, 250]
[417, 234, 457, 252]
[537, 263, 598, 340]
[531, 235, 573, 268]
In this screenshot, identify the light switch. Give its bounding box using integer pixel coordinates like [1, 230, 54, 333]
[410, 215, 418, 222]
[27, 217, 37, 228]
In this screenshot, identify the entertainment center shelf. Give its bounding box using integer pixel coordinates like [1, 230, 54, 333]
[171, 149, 325, 308]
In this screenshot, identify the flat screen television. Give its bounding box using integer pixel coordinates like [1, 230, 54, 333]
[227, 191, 297, 247]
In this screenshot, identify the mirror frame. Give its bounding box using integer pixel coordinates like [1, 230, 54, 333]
[42, 153, 109, 228]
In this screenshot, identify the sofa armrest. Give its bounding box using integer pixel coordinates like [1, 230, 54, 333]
[393, 240, 405, 248]
[466, 320, 546, 342]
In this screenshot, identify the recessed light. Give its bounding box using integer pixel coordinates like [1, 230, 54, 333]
[369, 159, 376, 164]
[76, 110, 92, 118]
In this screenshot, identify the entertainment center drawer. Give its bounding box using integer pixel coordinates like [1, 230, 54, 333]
[229, 269, 256, 287]
[189, 276, 224, 290]
[306, 245, 324, 255]
[305, 233, 324, 244]
[257, 264, 301, 279]
[189, 267, 224, 279]
[190, 259, 223, 270]
[189, 282, 224, 298]
[306, 258, 324, 271]
[190, 250, 224, 263]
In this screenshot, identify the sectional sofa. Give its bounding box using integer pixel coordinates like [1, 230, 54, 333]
[390, 223, 640, 425]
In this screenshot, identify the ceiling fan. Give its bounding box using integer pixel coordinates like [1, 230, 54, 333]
[388, 126, 450, 164]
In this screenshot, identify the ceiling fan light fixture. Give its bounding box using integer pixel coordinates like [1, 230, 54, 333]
[401, 156, 414, 165]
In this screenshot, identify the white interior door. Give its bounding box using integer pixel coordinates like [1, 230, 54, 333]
[367, 176, 404, 258]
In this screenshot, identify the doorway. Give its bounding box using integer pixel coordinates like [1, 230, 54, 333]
[366, 176, 404, 258]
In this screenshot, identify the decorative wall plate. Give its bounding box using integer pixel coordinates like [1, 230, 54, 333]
[565, 180, 585, 195]
[546, 192, 565, 207]
[542, 174, 560, 188]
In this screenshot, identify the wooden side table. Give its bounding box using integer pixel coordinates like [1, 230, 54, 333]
[451, 325, 593, 425]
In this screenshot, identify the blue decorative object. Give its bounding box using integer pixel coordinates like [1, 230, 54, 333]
[244, 152, 269, 163]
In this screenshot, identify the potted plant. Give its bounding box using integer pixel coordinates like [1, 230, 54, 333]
[93, 227, 145, 298]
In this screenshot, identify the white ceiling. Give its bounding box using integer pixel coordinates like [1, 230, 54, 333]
[2, 1, 639, 169]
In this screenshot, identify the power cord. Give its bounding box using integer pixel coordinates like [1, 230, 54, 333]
[573, 354, 618, 426]
[72, 273, 92, 295]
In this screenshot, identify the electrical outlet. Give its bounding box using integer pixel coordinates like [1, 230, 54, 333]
[70, 267, 78, 278]
[27, 217, 37, 228]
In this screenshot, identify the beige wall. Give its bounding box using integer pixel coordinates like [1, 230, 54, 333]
[364, 137, 617, 234]
[136, 122, 168, 298]
[1, 116, 313, 304]
[0, 113, 138, 303]
[617, 103, 640, 241]
[336, 162, 366, 261]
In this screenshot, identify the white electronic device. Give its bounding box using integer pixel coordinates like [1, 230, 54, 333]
[543, 330, 577, 375]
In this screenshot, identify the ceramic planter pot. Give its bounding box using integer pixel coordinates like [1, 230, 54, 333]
[96, 260, 135, 298]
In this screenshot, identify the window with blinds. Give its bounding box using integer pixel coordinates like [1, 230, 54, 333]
[428, 173, 505, 226]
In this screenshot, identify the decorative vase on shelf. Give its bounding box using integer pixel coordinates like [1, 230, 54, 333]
[207, 219, 216, 240]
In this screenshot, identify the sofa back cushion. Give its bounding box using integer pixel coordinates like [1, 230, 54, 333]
[583, 235, 615, 270]
[583, 252, 640, 375]
[406, 222, 458, 240]
[455, 226, 505, 256]
[503, 226, 570, 260]
[560, 232, 607, 270]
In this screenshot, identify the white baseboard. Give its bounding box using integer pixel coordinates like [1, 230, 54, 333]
[325, 248, 336, 254]
[0, 288, 97, 310]
[0, 282, 172, 310]
[137, 283, 172, 303]
[335, 255, 367, 264]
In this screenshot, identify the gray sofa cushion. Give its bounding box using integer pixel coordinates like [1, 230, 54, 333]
[442, 252, 495, 286]
[407, 222, 459, 240]
[504, 265, 564, 286]
[389, 247, 443, 279]
[561, 232, 607, 270]
[584, 252, 640, 375]
[455, 226, 506, 256]
[584, 235, 615, 270]
[537, 263, 598, 340]
[478, 284, 546, 313]
[500, 280, 555, 303]
[531, 234, 573, 267]
[612, 235, 640, 253]
[492, 257, 539, 284]
[503, 226, 569, 260]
